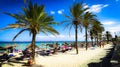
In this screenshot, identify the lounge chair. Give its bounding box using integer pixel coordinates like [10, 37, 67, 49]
[36, 49, 51, 56]
[0, 53, 11, 63]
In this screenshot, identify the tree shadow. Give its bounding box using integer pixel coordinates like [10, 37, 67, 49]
[88, 45, 115, 67]
[0, 58, 44, 67]
[22, 64, 44, 67]
[65, 52, 78, 55]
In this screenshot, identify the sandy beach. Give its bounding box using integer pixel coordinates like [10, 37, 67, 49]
[0, 0, 119, 67]
[2, 44, 113, 67]
[36, 44, 113, 67]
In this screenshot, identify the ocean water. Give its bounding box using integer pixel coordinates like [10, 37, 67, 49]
[0, 41, 77, 50]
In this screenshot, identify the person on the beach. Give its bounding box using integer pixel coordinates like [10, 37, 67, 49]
[61, 44, 66, 53]
[99, 42, 101, 48]
[101, 42, 105, 48]
[23, 57, 33, 66]
[27, 57, 33, 66]
[23, 48, 31, 58]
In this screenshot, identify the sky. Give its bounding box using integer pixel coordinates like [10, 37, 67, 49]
[0, 0, 120, 41]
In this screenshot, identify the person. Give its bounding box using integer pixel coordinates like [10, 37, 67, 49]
[27, 57, 33, 65]
[80, 43, 84, 48]
[23, 48, 31, 58]
[61, 44, 66, 53]
[46, 50, 51, 56]
[22, 57, 33, 66]
[101, 42, 105, 48]
[9, 46, 14, 53]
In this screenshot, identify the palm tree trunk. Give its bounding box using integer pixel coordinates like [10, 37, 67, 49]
[91, 37, 93, 47]
[95, 37, 97, 45]
[106, 31, 109, 44]
[96, 37, 99, 46]
[107, 36, 109, 44]
[75, 24, 78, 54]
[100, 39, 101, 48]
[31, 32, 36, 63]
[85, 27, 88, 50]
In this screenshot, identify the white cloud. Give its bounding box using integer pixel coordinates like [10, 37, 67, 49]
[50, 11, 55, 14]
[36, 34, 85, 41]
[103, 4, 109, 7]
[101, 20, 120, 36]
[87, 4, 109, 13]
[58, 9, 64, 14]
[102, 21, 115, 25]
[83, 5, 89, 8]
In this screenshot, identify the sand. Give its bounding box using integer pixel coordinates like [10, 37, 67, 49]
[2, 44, 113, 67]
[36, 44, 113, 67]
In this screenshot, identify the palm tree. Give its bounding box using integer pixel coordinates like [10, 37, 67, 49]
[96, 25, 104, 46]
[82, 12, 96, 50]
[24, 0, 27, 3]
[90, 19, 104, 46]
[106, 31, 112, 44]
[1, 2, 59, 62]
[62, 2, 88, 54]
[90, 29, 94, 46]
[98, 33, 103, 47]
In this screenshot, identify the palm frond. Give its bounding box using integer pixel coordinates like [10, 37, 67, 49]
[63, 23, 72, 30]
[12, 29, 28, 41]
[0, 23, 26, 31]
[40, 30, 48, 36]
[43, 26, 59, 35]
[60, 19, 71, 24]
[8, 23, 26, 28]
[68, 24, 74, 36]
[78, 24, 82, 32]
[24, 0, 27, 4]
[62, 14, 73, 20]
[0, 27, 12, 30]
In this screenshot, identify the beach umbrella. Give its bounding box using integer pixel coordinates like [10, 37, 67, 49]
[0, 46, 7, 50]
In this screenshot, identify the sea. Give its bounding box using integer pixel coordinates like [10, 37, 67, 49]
[0, 41, 82, 50]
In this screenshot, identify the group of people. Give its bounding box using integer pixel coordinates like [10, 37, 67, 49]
[36, 42, 73, 56]
[0, 41, 107, 66]
[15, 48, 33, 66]
[79, 41, 106, 49]
[60, 43, 72, 53]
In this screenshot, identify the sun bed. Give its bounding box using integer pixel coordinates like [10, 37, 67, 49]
[0, 53, 11, 64]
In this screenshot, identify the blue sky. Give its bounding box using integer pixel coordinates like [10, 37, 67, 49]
[0, 0, 120, 41]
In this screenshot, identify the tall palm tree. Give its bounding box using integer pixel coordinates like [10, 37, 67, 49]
[62, 2, 88, 54]
[98, 33, 103, 47]
[1, 2, 59, 62]
[90, 19, 104, 46]
[82, 12, 96, 50]
[90, 29, 94, 46]
[106, 31, 112, 44]
[96, 25, 104, 46]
